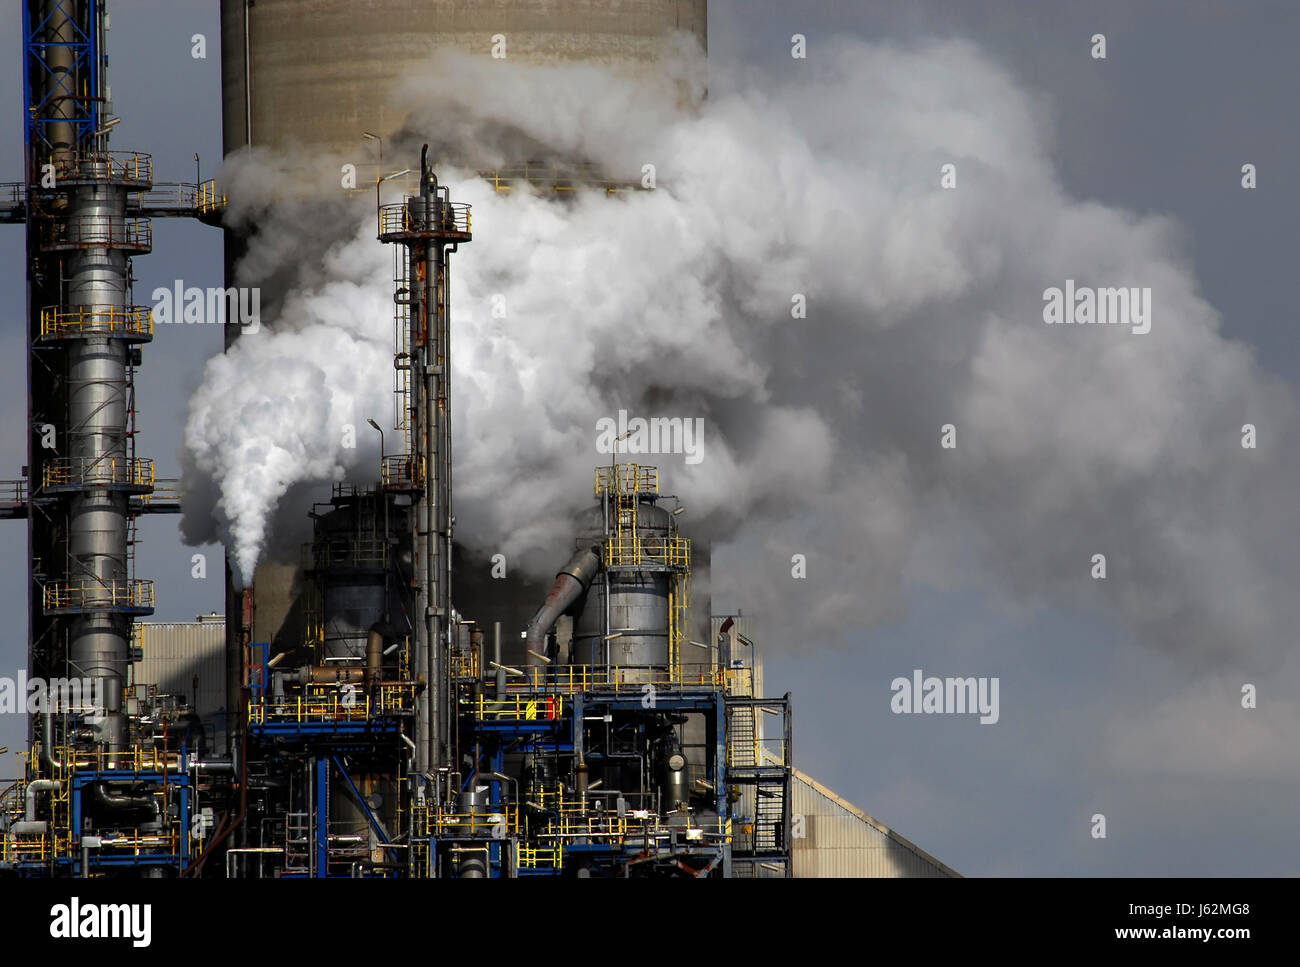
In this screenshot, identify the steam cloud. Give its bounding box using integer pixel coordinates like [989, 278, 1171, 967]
[183, 37, 1298, 665]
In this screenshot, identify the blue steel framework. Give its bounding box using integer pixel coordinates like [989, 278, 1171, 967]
[245, 641, 408, 878]
[23, 0, 100, 159]
[243, 623, 790, 878]
[228, 151, 793, 879]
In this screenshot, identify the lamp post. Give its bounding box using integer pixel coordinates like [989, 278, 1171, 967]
[362, 131, 382, 171]
[366, 418, 384, 484]
[376, 167, 413, 233]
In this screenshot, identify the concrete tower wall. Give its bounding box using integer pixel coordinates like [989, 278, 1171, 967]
[220, 0, 707, 155]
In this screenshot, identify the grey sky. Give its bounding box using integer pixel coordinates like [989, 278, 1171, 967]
[3, 1, 1298, 876]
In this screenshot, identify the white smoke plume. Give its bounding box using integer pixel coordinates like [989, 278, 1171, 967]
[183, 37, 1298, 665]
[181, 193, 395, 584]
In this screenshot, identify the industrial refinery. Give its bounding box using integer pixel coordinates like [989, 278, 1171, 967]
[0, 1, 956, 879]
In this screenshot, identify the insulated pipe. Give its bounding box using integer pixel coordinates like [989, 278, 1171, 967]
[285, 666, 366, 685]
[25, 780, 62, 822]
[40, 712, 69, 773]
[192, 759, 235, 774]
[90, 782, 156, 823]
[493, 621, 504, 701]
[524, 546, 601, 667]
[365, 626, 384, 689]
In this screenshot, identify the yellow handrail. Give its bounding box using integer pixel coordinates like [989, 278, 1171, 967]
[39, 304, 153, 338]
[42, 579, 154, 611]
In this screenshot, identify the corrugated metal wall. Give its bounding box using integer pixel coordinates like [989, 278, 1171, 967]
[131, 617, 227, 754]
[790, 769, 959, 878]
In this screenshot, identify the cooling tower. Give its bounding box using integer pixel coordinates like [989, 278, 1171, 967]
[220, 0, 707, 156]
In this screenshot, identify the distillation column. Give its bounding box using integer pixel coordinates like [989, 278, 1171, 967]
[27, 1, 156, 755]
[377, 148, 471, 782]
[59, 163, 147, 751]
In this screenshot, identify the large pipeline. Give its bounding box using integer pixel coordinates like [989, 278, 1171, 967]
[14, 779, 63, 834]
[524, 546, 601, 667]
[90, 782, 156, 824]
[39, 712, 68, 773]
[365, 626, 384, 689]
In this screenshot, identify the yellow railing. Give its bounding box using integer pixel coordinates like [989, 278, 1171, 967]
[2, 833, 52, 863]
[42, 579, 154, 612]
[595, 464, 658, 496]
[548, 801, 632, 842]
[542, 802, 730, 844]
[516, 799, 731, 862]
[724, 666, 754, 697]
[378, 201, 471, 237]
[497, 664, 725, 694]
[2, 827, 189, 863]
[603, 534, 691, 569]
[39, 304, 153, 338]
[516, 843, 561, 870]
[135, 478, 180, 507]
[249, 683, 417, 724]
[381, 453, 419, 489]
[476, 164, 636, 196]
[43, 216, 151, 250]
[47, 150, 153, 184]
[50, 746, 183, 773]
[197, 179, 226, 215]
[449, 651, 479, 679]
[92, 829, 188, 858]
[469, 694, 565, 721]
[42, 456, 155, 489]
[425, 804, 517, 837]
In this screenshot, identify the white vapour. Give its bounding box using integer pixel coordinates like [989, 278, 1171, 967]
[182, 222, 394, 583]
[183, 38, 1299, 664]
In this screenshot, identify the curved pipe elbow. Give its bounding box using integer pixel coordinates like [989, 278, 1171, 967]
[525, 546, 601, 666]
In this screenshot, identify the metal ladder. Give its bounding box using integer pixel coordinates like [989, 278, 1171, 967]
[754, 787, 785, 851]
[727, 704, 758, 768]
[284, 812, 312, 873]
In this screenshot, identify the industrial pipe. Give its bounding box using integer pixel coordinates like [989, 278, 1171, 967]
[524, 546, 601, 667]
[186, 686, 251, 877]
[365, 625, 384, 689]
[192, 758, 235, 774]
[284, 666, 366, 685]
[39, 712, 69, 773]
[493, 621, 505, 700]
[90, 782, 156, 823]
[24, 779, 62, 823]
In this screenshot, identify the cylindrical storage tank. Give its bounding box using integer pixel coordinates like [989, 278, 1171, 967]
[570, 501, 674, 680]
[220, 0, 707, 156]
